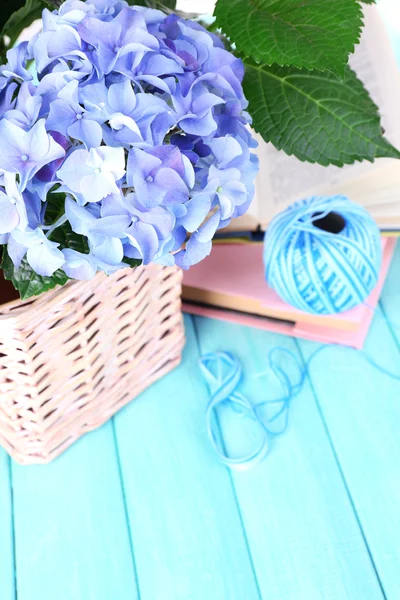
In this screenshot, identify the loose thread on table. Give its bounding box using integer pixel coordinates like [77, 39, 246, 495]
[200, 303, 400, 471]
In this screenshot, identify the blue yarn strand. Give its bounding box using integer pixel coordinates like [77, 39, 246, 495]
[200, 306, 400, 471]
[199, 348, 305, 470]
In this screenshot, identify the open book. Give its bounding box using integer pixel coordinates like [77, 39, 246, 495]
[231, 5, 400, 233]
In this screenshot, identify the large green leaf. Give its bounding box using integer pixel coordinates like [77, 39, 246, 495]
[1, 246, 69, 300]
[214, 0, 363, 76]
[243, 61, 400, 166]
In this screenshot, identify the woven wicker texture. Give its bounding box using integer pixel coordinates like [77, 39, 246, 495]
[0, 265, 184, 465]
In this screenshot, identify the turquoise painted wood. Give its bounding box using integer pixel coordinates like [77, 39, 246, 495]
[380, 242, 400, 329]
[1, 248, 400, 598]
[297, 248, 400, 599]
[113, 315, 260, 600]
[194, 317, 384, 600]
[0, 452, 14, 600]
[11, 424, 139, 600]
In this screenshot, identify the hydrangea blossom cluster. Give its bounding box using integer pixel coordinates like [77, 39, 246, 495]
[0, 0, 258, 281]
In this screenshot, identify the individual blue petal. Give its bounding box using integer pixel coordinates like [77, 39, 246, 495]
[152, 252, 175, 267]
[92, 256, 127, 275]
[47, 98, 79, 136]
[127, 147, 189, 208]
[107, 79, 137, 115]
[57, 146, 125, 203]
[196, 211, 221, 243]
[126, 221, 159, 264]
[208, 136, 243, 169]
[0, 192, 19, 234]
[0, 173, 29, 233]
[12, 228, 65, 276]
[80, 81, 110, 122]
[4, 82, 42, 130]
[24, 190, 45, 229]
[27, 240, 66, 276]
[89, 234, 124, 265]
[68, 117, 103, 149]
[89, 215, 132, 238]
[174, 233, 212, 269]
[35, 132, 71, 183]
[62, 248, 97, 280]
[0, 119, 65, 190]
[65, 196, 96, 235]
[7, 234, 28, 269]
[0, 43, 32, 83]
[0, 81, 18, 119]
[178, 192, 212, 232]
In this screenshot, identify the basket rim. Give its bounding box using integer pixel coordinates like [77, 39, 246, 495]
[0, 263, 179, 320]
[0, 264, 180, 320]
[0, 277, 82, 319]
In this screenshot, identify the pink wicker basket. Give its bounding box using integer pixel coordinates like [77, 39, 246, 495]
[0, 265, 184, 465]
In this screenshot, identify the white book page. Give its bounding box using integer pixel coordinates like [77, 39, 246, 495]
[249, 5, 400, 226]
[176, 0, 216, 14]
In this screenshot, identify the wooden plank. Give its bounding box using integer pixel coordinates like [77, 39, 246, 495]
[298, 260, 400, 600]
[114, 315, 261, 600]
[0, 450, 15, 600]
[194, 316, 384, 600]
[11, 423, 139, 600]
[380, 241, 400, 325]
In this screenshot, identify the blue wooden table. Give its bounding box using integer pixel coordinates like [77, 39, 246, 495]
[1, 242, 400, 600]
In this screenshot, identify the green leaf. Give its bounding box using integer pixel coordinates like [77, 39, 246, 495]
[44, 190, 90, 254]
[1, 0, 44, 54]
[44, 189, 66, 226]
[0, 1, 25, 32]
[1, 246, 68, 300]
[122, 257, 143, 268]
[157, 0, 177, 8]
[243, 61, 400, 166]
[49, 223, 90, 255]
[125, 0, 177, 9]
[214, 0, 363, 76]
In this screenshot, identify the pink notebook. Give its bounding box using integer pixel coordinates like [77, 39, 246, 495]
[182, 239, 396, 349]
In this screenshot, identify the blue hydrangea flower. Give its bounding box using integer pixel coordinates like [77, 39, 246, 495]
[0, 0, 258, 282]
[3, 82, 42, 130]
[0, 119, 65, 190]
[0, 173, 28, 234]
[127, 145, 193, 208]
[78, 7, 159, 75]
[57, 146, 125, 203]
[47, 80, 103, 148]
[62, 248, 97, 280]
[11, 228, 65, 276]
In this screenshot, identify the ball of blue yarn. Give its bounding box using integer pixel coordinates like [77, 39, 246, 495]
[264, 195, 382, 315]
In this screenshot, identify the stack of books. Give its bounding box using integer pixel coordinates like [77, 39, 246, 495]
[182, 4, 399, 348]
[182, 239, 396, 349]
